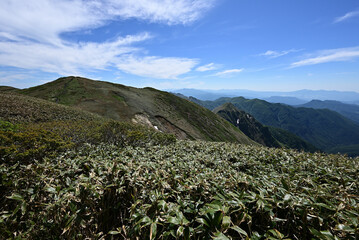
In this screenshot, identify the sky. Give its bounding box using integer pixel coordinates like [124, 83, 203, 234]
[0, 0, 359, 91]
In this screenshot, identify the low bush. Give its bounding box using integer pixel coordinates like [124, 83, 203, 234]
[1, 141, 358, 239]
[0, 120, 176, 164]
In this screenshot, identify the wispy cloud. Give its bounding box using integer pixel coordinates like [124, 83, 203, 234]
[260, 49, 299, 58]
[290, 47, 359, 68]
[0, 0, 214, 79]
[214, 68, 244, 76]
[116, 56, 198, 79]
[196, 63, 218, 72]
[334, 10, 359, 23]
[0, 33, 151, 76]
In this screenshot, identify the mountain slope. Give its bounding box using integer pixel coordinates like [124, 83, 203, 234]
[19, 76, 255, 144]
[298, 99, 359, 124]
[190, 96, 359, 153]
[213, 103, 281, 148]
[213, 103, 318, 152]
[0, 92, 102, 123]
[267, 126, 318, 152]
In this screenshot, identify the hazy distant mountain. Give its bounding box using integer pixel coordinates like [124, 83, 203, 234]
[17, 76, 254, 145]
[189, 96, 359, 155]
[264, 96, 308, 105]
[298, 100, 359, 124]
[172, 88, 359, 103]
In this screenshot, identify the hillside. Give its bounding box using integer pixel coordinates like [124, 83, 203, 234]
[267, 126, 318, 153]
[298, 99, 359, 124]
[0, 92, 103, 123]
[19, 76, 254, 144]
[213, 103, 318, 152]
[213, 103, 280, 148]
[1, 84, 358, 239]
[190, 96, 359, 154]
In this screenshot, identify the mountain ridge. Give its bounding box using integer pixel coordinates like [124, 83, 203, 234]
[297, 99, 359, 124]
[189, 96, 359, 155]
[16, 76, 255, 145]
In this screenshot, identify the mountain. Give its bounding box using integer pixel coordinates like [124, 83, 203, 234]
[213, 103, 318, 152]
[190, 96, 359, 155]
[213, 103, 280, 148]
[18, 76, 254, 145]
[170, 88, 238, 100]
[266, 126, 318, 153]
[0, 86, 18, 92]
[173, 88, 359, 102]
[0, 92, 102, 123]
[298, 100, 359, 124]
[264, 96, 308, 105]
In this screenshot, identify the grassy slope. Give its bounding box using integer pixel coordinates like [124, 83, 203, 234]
[20, 76, 254, 145]
[0, 92, 102, 123]
[192, 96, 359, 153]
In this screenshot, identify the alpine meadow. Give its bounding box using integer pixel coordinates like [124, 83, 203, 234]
[1, 0, 359, 239]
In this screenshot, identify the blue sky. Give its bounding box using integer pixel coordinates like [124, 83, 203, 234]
[0, 0, 359, 91]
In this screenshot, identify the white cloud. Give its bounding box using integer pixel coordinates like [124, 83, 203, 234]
[215, 68, 244, 76]
[291, 47, 359, 68]
[0, 33, 151, 76]
[0, 0, 214, 44]
[196, 63, 218, 72]
[105, 0, 215, 25]
[260, 49, 299, 58]
[0, 72, 29, 84]
[0, 0, 214, 79]
[334, 10, 359, 23]
[116, 56, 198, 79]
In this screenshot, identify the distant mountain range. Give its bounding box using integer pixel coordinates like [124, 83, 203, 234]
[297, 100, 359, 124]
[171, 88, 359, 105]
[189, 96, 359, 156]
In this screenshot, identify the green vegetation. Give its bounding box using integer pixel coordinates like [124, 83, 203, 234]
[1, 141, 358, 239]
[299, 100, 359, 124]
[0, 92, 101, 123]
[192, 96, 359, 155]
[329, 144, 359, 158]
[19, 76, 254, 144]
[267, 126, 319, 153]
[0, 92, 175, 164]
[214, 103, 281, 148]
[1, 78, 359, 239]
[155, 91, 253, 144]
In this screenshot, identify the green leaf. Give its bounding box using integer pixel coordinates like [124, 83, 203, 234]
[7, 193, 24, 201]
[196, 217, 210, 227]
[177, 226, 184, 237]
[168, 216, 181, 225]
[108, 231, 120, 235]
[150, 222, 157, 240]
[230, 226, 248, 237]
[268, 229, 284, 239]
[213, 232, 230, 240]
[222, 216, 231, 229]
